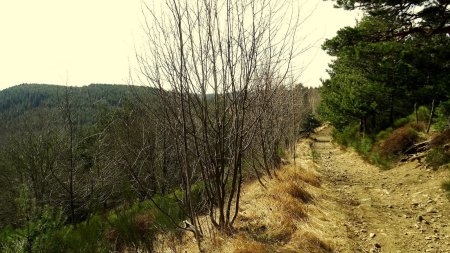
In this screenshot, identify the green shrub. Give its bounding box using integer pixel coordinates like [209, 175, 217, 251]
[394, 117, 410, 128]
[332, 124, 360, 147]
[355, 137, 373, 155]
[376, 127, 393, 141]
[415, 106, 431, 122]
[301, 113, 321, 135]
[435, 100, 450, 131]
[369, 152, 391, 169]
[408, 122, 426, 132]
[426, 148, 450, 169]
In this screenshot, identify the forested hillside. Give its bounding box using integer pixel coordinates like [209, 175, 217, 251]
[0, 83, 149, 224]
[0, 84, 144, 142]
[0, 80, 320, 252]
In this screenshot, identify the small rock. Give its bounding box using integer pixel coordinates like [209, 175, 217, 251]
[426, 207, 438, 213]
[418, 215, 424, 222]
[374, 243, 381, 248]
[425, 236, 432, 240]
[370, 233, 376, 238]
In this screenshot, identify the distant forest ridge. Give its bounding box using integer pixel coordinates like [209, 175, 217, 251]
[0, 83, 156, 145]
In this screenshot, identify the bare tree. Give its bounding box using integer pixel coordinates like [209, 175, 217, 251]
[135, 1, 301, 245]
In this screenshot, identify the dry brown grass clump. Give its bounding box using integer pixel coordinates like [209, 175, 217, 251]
[278, 165, 321, 188]
[263, 217, 297, 243]
[408, 122, 426, 132]
[280, 195, 308, 220]
[297, 172, 321, 188]
[278, 182, 313, 204]
[233, 240, 269, 253]
[280, 231, 333, 253]
[379, 125, 418, 156]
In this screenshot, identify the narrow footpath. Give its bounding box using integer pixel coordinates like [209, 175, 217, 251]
[311, 126, 450, 253]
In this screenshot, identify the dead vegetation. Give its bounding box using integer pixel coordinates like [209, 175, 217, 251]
[378, 125, 419, 157]
[156, 138, 333, 252]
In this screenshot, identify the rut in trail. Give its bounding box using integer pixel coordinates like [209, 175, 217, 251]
[310, 125, 450, 253]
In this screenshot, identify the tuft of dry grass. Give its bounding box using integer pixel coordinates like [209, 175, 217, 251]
[278, 165, 321, 188]
[274, 181, 313, 204]
[280, 231, 333, 253]
[298, 172, 322, 188]
[263, 217, 297, 243]
[233, 240, 269, 253]
[280, 195, 308, 220]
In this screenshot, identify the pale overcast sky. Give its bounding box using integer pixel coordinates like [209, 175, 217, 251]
[0, 0, 360, 90]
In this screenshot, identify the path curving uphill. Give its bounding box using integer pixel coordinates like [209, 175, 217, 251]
[311, 125, 450, 253]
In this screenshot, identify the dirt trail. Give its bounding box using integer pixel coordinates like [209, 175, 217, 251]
[311, 126, 450, 253]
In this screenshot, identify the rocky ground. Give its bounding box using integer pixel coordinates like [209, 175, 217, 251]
[311, 126, 450, 253]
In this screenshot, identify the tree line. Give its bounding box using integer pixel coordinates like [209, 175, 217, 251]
[319, 0, 450, 135]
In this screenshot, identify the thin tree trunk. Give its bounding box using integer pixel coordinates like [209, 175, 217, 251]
[426, 99, 435, 133]
[414, 102, 418, 125]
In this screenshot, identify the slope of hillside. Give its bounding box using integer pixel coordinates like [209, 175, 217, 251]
[163, 125, 450, 253]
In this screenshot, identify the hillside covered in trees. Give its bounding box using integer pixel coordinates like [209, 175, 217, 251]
[0, 80, 320, 252]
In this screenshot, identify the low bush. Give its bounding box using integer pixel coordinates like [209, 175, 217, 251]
[0, 193, 187, 253]
[379, 125, 418, 158]
[369, 152, 391, 169]
[415, 106, 431, 123]
[426, 148, 450, 169]
[376, 127, 393, 141]
[435, 100, 450, 131]
[394, 117, 409, 128]
[430, 129, 450, 148]
[354, 137, 373, 155]
[332, 124, 360, 147]
[408, 122, 426, 132]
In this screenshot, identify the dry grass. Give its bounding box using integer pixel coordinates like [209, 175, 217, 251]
[278, 165, 321, 188]
[280, 196, 308, 220]
[263, 217, 297, 243]
[233, 240, 269, 253]
[283, 182, 314, 203]
[280, 231, 333, 253]
[162, 137, 333, 253]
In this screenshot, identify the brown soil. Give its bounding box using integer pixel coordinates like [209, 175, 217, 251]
[311, 125, 450, 253]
